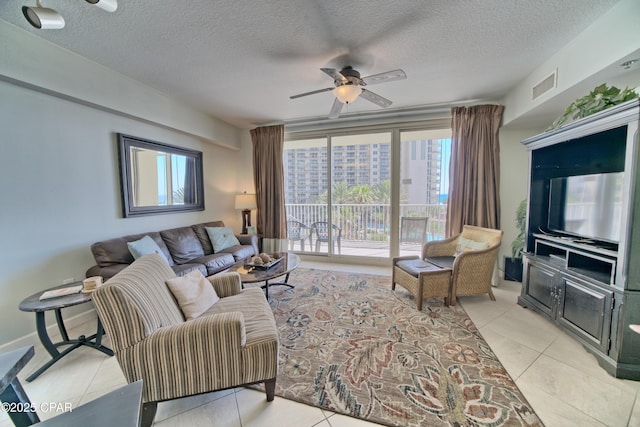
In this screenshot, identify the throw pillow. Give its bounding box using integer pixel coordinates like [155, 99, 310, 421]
[455, 236, 490, 256]
[127, 235, 168, 262]
[205, 227, 241, 252]
[165, 270, 220, 320]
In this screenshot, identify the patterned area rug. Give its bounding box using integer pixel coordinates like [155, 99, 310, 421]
[261, 268, 542, 427]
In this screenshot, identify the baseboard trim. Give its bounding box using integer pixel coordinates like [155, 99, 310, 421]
[0, 308, 97, 354]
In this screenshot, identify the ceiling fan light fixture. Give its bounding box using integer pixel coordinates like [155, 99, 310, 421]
[22, 1, 65, 29]
[333, 85, 362, 104]
[85, 0, 118, 12]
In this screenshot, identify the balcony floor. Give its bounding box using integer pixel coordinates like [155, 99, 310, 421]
[289, 240, 423, 258]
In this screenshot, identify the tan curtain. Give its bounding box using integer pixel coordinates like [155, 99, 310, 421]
[250, 125, 287, 251]
[446, 104, 504, 237]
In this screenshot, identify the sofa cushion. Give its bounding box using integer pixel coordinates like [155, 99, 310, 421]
[160, 227, 205, 264]
[166, 270, 220, 321]
[220, 245, 255, 261]
[92, 232, 174, 267]
[127, 235, 170, 263]
[172, 263, 207, 277]
[193, 253, 236, 275]
[192, 221, 225, 255]
[206, 227, 241, 252]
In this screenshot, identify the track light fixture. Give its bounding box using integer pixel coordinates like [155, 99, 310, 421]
[22, 0, 118, 30]
[22, 0, 65, 29]
[85, 0, 118, 13]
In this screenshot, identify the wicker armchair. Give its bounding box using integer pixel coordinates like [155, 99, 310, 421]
[393, 225, 503, 308]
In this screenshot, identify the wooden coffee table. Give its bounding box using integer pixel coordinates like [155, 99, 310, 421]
[227, 252, 300, 299]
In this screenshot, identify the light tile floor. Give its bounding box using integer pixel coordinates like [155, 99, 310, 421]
[2, 260, 639, 426]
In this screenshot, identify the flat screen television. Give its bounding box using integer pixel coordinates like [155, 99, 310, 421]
[547, 172, 624, 243]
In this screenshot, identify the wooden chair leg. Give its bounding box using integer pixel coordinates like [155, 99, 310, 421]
[265, 378, 276, 402]
[488, 290, 496, 301]
[141, 402, 158, 427]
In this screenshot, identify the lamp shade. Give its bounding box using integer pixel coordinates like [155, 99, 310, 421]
[333, 85, 362, 104]
[235, 193, 256, 210]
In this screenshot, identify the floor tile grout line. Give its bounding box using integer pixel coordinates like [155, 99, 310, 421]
[515, 378, 609, 427]
[234, 389, 243, 427]
[626, 387, 640, 427]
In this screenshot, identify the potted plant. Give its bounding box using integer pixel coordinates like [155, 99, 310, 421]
[547, 84, 638, 131]
[504, 199, 526, 282]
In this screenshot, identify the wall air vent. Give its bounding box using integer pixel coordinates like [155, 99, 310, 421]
[532, 70, 557, 100]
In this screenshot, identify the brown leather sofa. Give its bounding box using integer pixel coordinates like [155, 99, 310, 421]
[86, 221, 258, 280]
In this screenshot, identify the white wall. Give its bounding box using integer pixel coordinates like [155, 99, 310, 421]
[0, 20, 241, 149]
[502, 0, 640, 126]
[0, 80, 241, 346]
[498, 128, 540, 274]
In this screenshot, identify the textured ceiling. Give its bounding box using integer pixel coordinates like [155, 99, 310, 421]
[0, 0, 626, 128]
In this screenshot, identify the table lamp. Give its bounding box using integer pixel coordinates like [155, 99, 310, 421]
[235, 192, 257, 234]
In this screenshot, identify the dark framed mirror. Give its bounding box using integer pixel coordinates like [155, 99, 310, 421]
[118, 133, 204, 217]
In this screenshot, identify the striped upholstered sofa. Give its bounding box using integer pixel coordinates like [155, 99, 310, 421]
[92, 253, 278, 426]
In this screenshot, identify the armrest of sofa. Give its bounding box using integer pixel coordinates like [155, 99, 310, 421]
[125, 311, 246, 402]
[86, 264, 129, 281]
[208, 272, 242, 297]
[236, 234, 259, 255]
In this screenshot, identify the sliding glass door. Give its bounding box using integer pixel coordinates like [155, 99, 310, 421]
[284, 126, 450, 259]
[330, 132, 392, 257]
[283, 138, 328, 253]
[398, 129, 452, 256]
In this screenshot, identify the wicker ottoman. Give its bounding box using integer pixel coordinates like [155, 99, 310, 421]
[392, 258, 453, 309]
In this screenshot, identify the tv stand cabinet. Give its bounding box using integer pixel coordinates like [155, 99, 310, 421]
[518, 99, 640, 379]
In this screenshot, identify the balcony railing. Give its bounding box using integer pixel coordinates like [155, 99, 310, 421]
[285, 204, 447, 247]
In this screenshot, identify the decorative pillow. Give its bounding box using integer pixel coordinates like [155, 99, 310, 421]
[127, 235, 168, 262]
[165, 270, 220, 320]
[205, 227, 240, 252]
[455, 236, 490, 256]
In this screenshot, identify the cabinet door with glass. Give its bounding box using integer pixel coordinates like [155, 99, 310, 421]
[557, 275, 613, 353]
[521, 258, 558, 318]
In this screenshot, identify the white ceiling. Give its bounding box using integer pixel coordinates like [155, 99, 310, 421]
[0, 0, 630, 129]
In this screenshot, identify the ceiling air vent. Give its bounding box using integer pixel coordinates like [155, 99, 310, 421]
[532, 70, 557, 100]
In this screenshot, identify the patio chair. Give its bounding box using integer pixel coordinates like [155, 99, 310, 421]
[400, 217, 429, 246]
[392, 225, 503, 309]
[286, 220, 312, 251]
[311, 221, 342, 254]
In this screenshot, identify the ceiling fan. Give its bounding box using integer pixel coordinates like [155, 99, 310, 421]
[290, 66, 407, 119]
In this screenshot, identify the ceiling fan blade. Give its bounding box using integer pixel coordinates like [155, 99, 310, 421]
[360, 89, 393, 108]
[328, 98, 344, 119]
[321, 68, 347, 84]
[290, 87, 334, 99]
[361, 69, 407, 86]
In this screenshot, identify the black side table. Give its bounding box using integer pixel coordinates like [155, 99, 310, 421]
[18, 283, 113, 382]
[0, 345, 40, 426]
